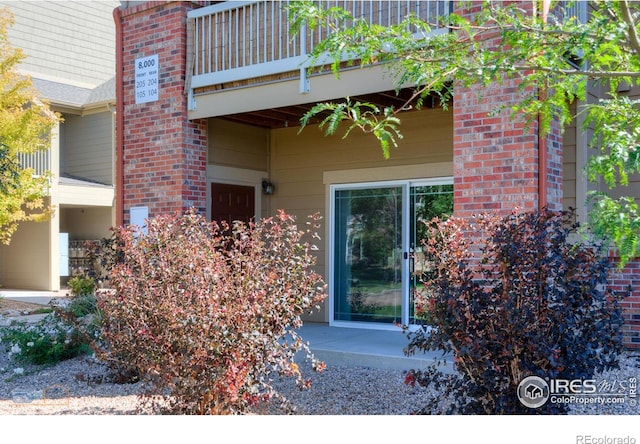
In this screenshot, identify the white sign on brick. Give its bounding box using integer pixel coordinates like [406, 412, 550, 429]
[135, 54, 159, 104]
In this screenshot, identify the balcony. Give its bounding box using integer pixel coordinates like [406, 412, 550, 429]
[18, 149, 50, 178]
[186, 1, 450, 120]
[17, 148, 114, 206]
[552, 0, 588, 24]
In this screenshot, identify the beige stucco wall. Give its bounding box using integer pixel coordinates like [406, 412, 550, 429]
[0, 219, 52, 290]
[60, 206, 115, 240]
[268, 107, 454, 322]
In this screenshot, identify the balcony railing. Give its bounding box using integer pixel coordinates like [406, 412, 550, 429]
[551, 0, 588, 24]
[18, 149, 50, 177]
[187, 1, 450, 108]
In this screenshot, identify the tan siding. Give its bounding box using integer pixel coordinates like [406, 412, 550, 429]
[607, 179, 640, 202]
[568, 79, 640, 220]
[1, 0, 118, 87]
[271, 108, 452, 190]
[208, 119, 269, 171]
[269, 107, 453, 322]
[62, 112, 113, 185]
[601, 84, 640, 204]
[270, 107, 453, 216]
[59, 184, 114, 206]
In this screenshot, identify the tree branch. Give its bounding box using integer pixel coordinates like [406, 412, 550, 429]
[619, 0, 640, 61]
[391, 68, 458, 114]
[509, 65, 640, 78]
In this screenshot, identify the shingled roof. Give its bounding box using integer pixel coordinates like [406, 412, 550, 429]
[31, 76, 115, 109]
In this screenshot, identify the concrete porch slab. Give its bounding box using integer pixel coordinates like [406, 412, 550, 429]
[297, 322, 455, 373]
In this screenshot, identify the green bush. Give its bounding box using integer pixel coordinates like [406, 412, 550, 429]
[66, 294, 97, 318]
[404, 209, 624, 414]
[53, 293, 103, 348]
[67, 275, 96, 297]
[97, 209, 327, 414]
[0, 314, 91, 366]
[1, 284, 102, 368]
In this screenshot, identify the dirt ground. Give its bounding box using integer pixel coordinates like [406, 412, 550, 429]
[0, 298, 49, 315]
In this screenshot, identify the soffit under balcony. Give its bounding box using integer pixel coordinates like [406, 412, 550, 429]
[58, 174, 114, 207]
[214, 87, 445, 130]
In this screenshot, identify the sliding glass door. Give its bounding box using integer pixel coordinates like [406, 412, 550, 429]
[331, 180, 453, 327]
[333, 185, 405, 323]
[408, 183, 454, 325]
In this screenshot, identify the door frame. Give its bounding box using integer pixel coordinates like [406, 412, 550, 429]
[206, 165, 266, 222]
[328, 177, 453, 330]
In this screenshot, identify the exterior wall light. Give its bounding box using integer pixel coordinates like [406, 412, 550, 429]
[262, 180, 274, 195]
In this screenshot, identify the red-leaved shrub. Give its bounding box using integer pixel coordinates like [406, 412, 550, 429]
[404, 209, 624, 414]
[97, 209, 326, 414]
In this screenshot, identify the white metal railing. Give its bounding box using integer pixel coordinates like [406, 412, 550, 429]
[18, 149, 50, 177]
[187, 1, 450, 106]
[550, 0, 588, 24]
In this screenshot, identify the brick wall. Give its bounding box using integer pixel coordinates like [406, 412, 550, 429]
[453, 78, 559, 217]
[610, 258, 640, 349]
[119, 1, 207, 223]
[452, 3, 563, 217]
[451, 1, 638, 349]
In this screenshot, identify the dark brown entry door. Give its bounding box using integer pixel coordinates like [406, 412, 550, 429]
[211, 183, 255, 227]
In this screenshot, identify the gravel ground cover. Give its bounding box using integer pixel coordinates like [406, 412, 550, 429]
[0, 352, 435, 415]
[0, 343, 638, 415]
[2, 298, 639, 415]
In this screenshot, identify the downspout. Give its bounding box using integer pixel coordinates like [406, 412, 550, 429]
[537, 0, 550, 211]
[538, 94, 548, 211]
[114, 6, 124, 226]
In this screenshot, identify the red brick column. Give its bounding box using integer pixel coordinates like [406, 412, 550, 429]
[452, 2, 563, 219]
[452, 1, 637, 349]
[118, 1, 207, 223]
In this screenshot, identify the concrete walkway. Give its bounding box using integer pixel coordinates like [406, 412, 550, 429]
[0, 289, 69, 306]
[0, 289, 68, 327]
[1, 289, 455, 373]
[297, 322, 454, 372]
